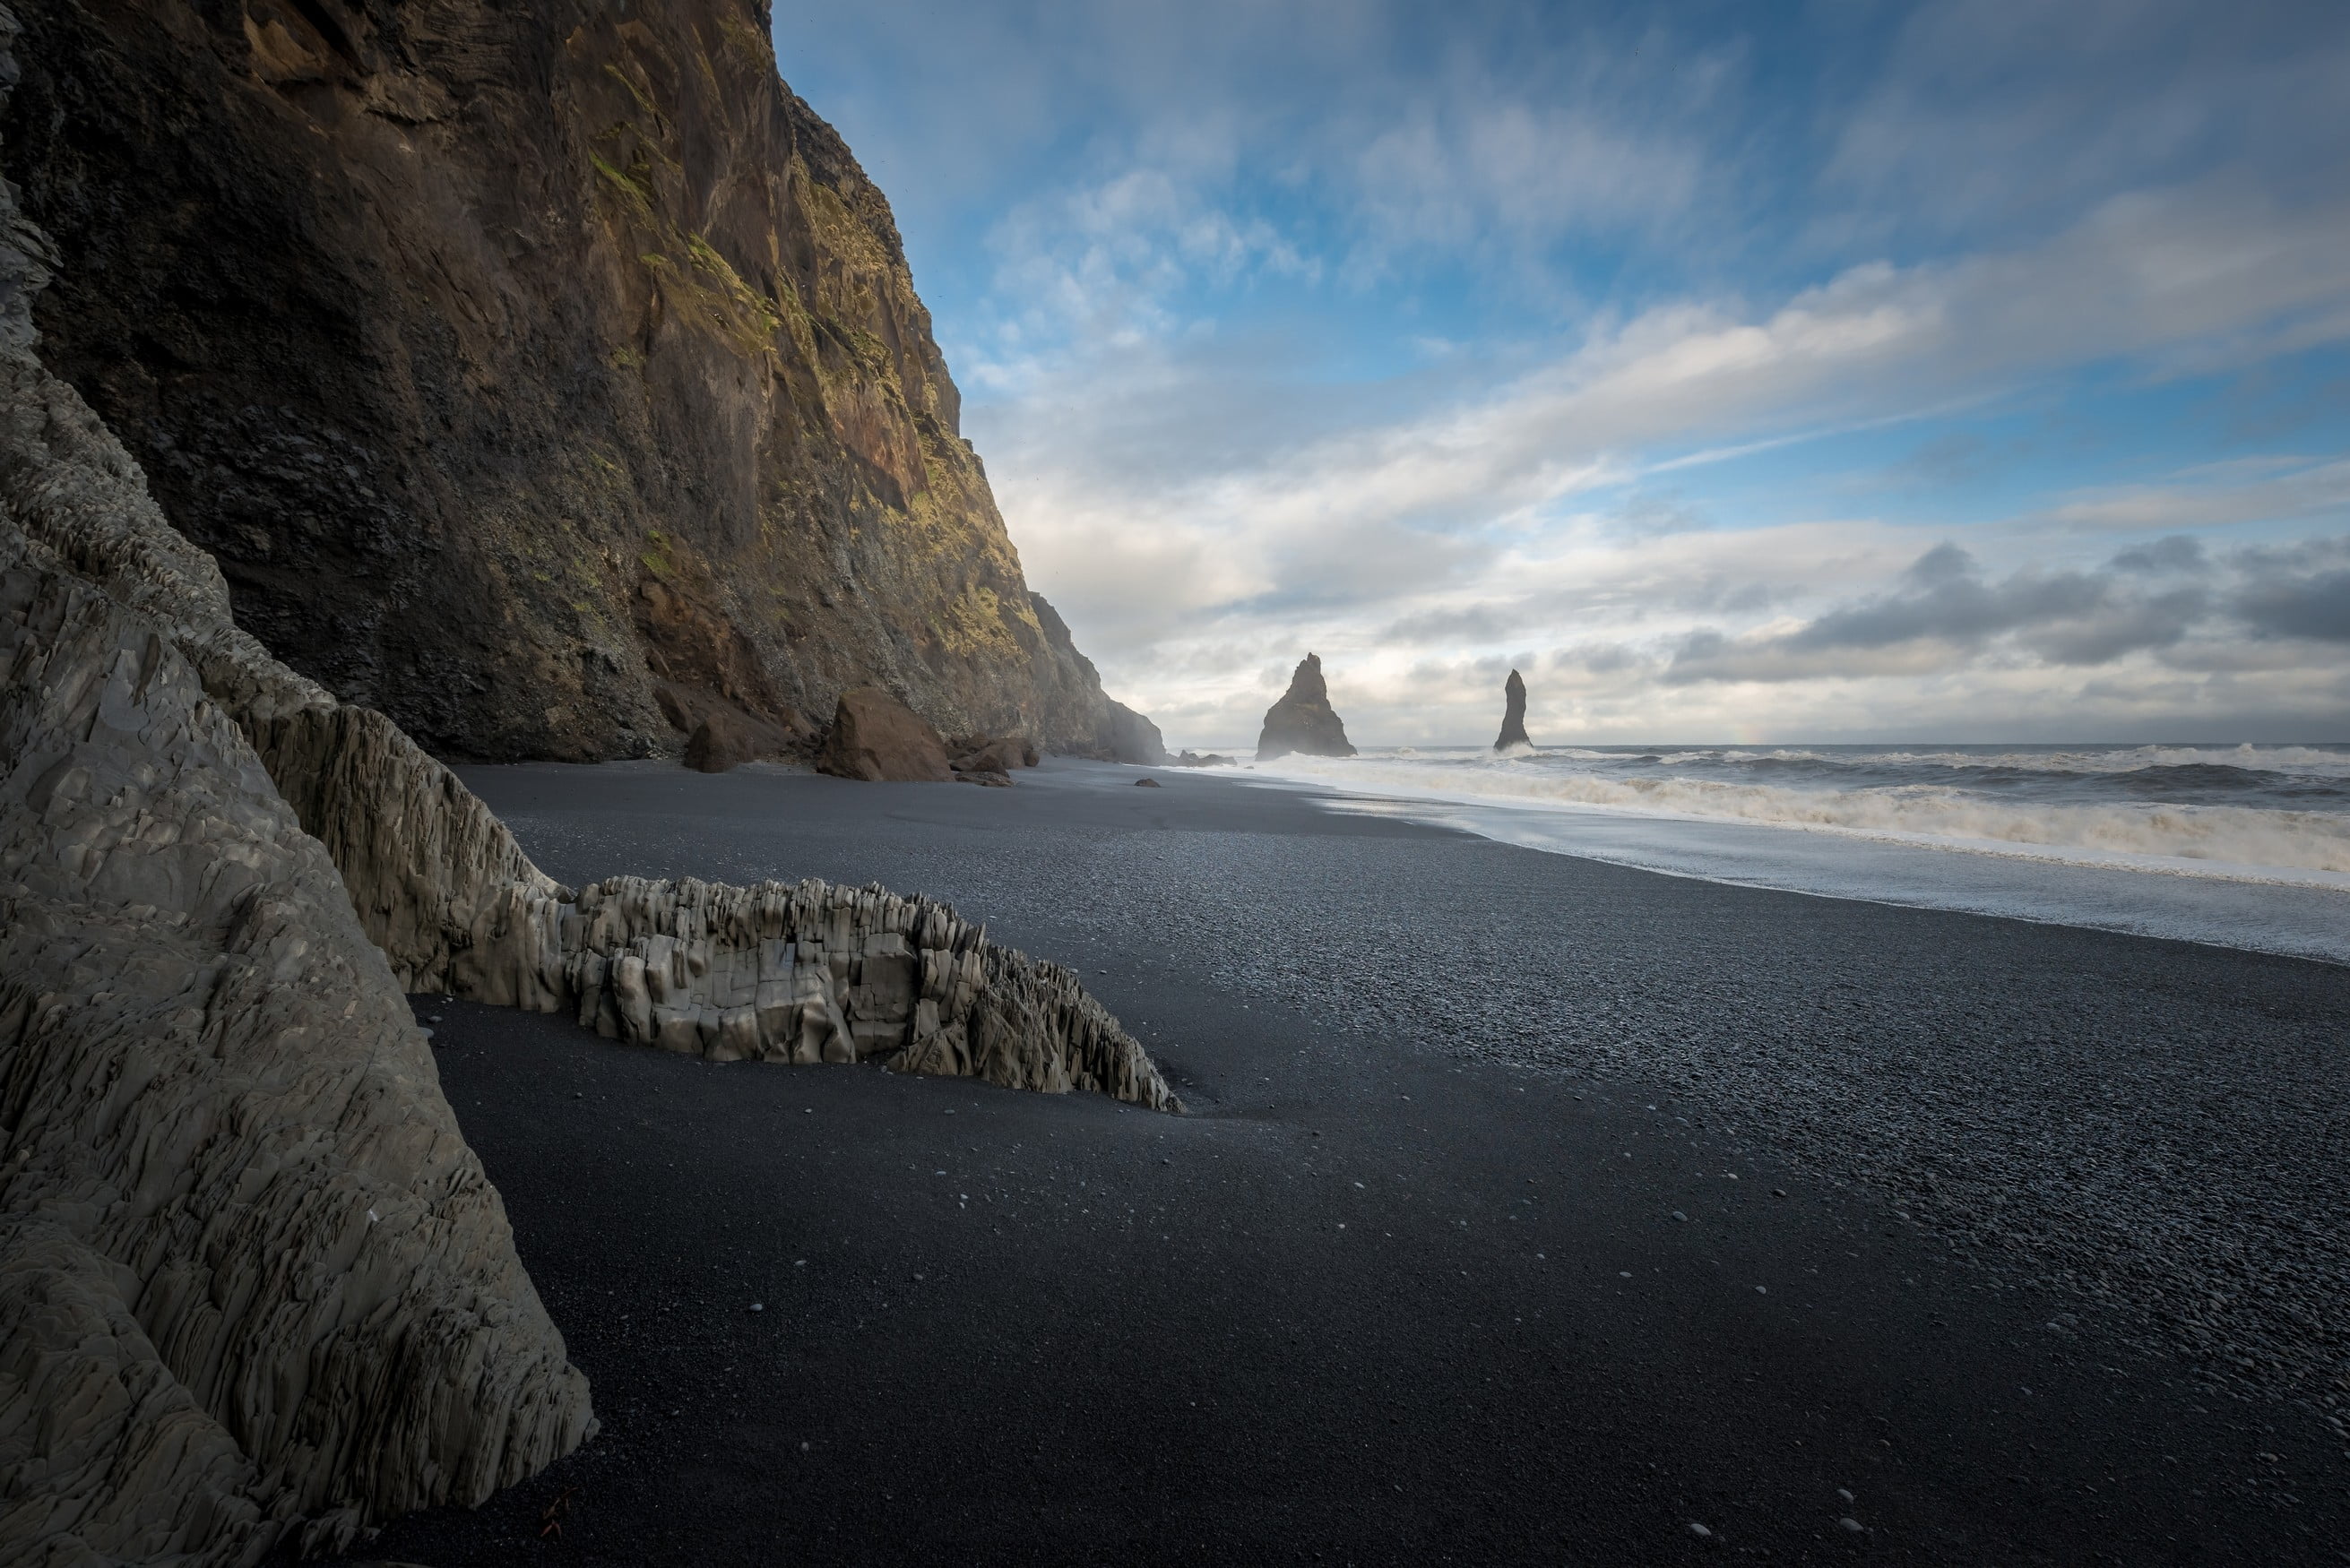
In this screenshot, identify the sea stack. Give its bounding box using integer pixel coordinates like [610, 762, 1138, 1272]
[1494, 668, 1532, 751]
[1257, 653, 1358, 761]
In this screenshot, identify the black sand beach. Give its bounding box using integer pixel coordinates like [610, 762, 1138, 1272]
[341, 761, 2347, 1566]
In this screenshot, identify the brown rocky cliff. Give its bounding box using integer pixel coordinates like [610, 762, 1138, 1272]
[2, 0, 1160, 762]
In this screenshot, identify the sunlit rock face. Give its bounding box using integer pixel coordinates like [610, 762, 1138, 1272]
[1257, 652, 1357, 762]
[1, 0, 1158, 763]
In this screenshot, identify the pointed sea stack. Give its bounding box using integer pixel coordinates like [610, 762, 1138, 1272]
[1494, 668, 1532, 751]
[1257, 653, 1358, 761]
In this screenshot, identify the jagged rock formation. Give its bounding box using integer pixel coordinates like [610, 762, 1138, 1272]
[814, 685, 954, 782]
[1167, 750, 1234, 767]
[559, 877, 1176, 1106]
[1495, 668, 1531, 752]
[1, 0, 1161, 764]
[1256, 653, 1357, 762]
[0, 16, 1179, 1556]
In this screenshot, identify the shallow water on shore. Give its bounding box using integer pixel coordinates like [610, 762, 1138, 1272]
[1240, 743, 2350, 963]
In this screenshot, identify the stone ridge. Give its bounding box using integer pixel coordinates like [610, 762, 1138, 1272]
[2, 0, 1161, 764]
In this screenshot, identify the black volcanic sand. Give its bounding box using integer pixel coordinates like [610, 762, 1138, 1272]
[335, 761, 2347, 1566]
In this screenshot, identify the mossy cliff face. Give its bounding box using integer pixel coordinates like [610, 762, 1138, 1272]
[1, 0, 1158, 762]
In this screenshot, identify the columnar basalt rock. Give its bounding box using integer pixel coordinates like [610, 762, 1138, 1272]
[1495, 668, 1532, 752]
[557, 876, 1179, 1108]
[1256, 652, 1358, 762]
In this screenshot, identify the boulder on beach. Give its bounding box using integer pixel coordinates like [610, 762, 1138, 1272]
[1494, 668, 1532, 752]
[814, 688, 955, 781]
[1256, 653, 1357, 762]
[953, 736, 1040, 774]
[685, 708, 765, 772]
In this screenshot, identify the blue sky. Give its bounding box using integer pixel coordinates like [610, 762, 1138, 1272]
[774, 0, 2350, 745]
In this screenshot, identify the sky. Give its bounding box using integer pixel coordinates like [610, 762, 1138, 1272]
[773, 0, 2350, 746]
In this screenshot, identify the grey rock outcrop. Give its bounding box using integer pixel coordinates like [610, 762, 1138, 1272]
[0, 30, 594, 1553]
[1495, 668, 1531, 752]
[1256, 653, 1357, 762]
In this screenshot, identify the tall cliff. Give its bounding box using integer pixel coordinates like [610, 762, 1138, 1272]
[0, 0, 1158, 762]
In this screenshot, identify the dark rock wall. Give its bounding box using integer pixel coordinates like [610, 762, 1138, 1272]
[2, 0, 1159, 762]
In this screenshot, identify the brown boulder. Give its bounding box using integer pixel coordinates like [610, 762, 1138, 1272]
[815, 687, 955, 782]
[953, 736, 1040, 773]
[684, 709, 765, 772]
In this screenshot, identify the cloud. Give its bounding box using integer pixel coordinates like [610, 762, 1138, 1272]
[1661, 534, 2348, 688]
[2234, 538, 2350, 642]
[2035, 457, 2350, 532]
[773, 0, 2350, 743]
[1821, 0, 2350, 244]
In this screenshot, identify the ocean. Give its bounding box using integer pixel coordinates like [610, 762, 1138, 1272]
[1239, 743, 2350, 964]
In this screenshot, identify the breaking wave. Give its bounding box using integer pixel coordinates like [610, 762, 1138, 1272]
[1250, 744, 2350, 882]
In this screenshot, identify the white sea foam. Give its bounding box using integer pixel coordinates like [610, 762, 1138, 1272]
[1221, 746, 2350, 962]
[1249, 751, 2350, 882]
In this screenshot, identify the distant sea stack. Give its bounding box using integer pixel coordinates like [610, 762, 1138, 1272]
[1494, 668, 1532, 751]
[1257, 653, 1358, 761]
[1, 0, 1160, 764]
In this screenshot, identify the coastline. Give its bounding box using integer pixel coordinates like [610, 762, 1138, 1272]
[343, 758, 2349, 1565]
[1234, 754, 2350, 966]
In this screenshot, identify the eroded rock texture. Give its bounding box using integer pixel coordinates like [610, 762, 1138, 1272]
[0, 81, 593, 1568]
[1256, 653, 1357, 762]
[1495, 668, 1530, 752]
[561, 877, 1179, 1108]
[2, 0, 1161, 764]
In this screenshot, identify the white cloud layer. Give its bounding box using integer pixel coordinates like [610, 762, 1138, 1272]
[778, 0, 2350, 743]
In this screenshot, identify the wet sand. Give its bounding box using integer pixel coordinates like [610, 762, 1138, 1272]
[336, 759, 2347, 1566]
